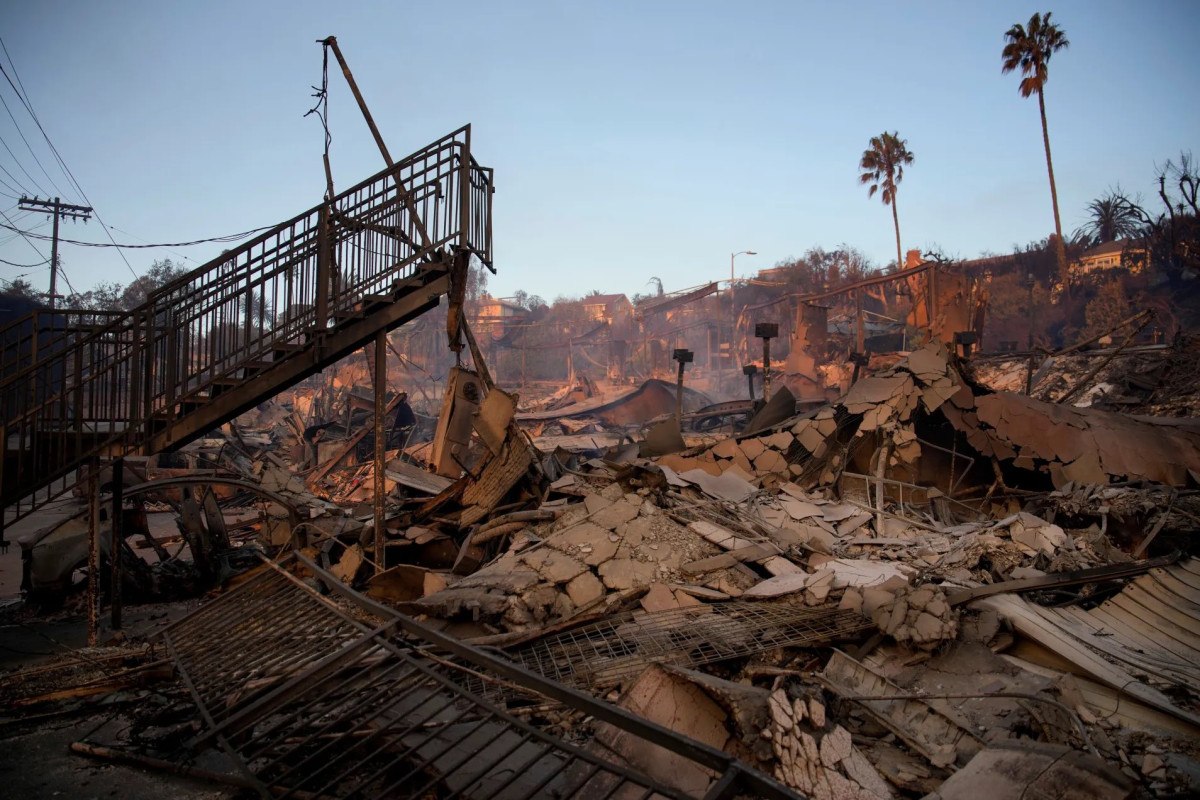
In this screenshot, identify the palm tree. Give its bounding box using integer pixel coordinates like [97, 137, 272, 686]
[859, 131, 915, 271]
[1076, 189, 1143, 245]
[1003, 11, 1070, 286]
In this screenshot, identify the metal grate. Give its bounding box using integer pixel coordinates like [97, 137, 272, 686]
[134, 557, 803, 799]
[506, 602, 873, 690]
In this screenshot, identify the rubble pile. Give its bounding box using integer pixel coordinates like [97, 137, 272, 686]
[8, 340, 1200, 800]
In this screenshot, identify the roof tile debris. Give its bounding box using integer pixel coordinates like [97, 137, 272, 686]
[8, 338, 1200, 799]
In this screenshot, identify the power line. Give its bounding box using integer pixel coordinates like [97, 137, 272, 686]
[0, 159, 30, 197]
[0, 130, 47, 196]
[0, 206, 48, 262]
[0, 221, 272, 249]
[0, 254, 49, 268]
[109, 224, 197, 264]
[0, 215, 45, 246]
[0, 40, 72, 201]
[0, 38, 136, 283]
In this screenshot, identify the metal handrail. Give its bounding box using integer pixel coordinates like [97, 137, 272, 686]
[1, 126, 491, 526]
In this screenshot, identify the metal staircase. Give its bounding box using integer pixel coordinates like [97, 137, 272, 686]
[0, 126, 492, 535]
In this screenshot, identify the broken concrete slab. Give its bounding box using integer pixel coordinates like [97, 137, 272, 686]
[597, 558, 657, 590]
[593, 664, 729, 796]
[927, 741, 1133, 800]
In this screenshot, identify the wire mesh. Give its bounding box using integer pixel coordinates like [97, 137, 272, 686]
[505, 601, 874, 690]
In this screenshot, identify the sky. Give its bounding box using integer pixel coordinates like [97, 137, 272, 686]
[0, 1, 1197, 303]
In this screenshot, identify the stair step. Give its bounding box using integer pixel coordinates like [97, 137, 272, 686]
[152, 395, 211, 418]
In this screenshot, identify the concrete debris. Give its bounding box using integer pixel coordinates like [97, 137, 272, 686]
[927, 741, 1133, 800]
[593, 664, 732, 796]
[765, 684, 893, 798]
[819, 650, 984, 768]
[10, 319, 1200, 800]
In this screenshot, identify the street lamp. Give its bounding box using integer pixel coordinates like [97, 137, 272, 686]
[729, 250, 756, 369]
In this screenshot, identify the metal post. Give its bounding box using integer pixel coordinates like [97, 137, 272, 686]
[315, 205, 330, 331]
[743, 364, 757, 403]
[728, 250, 756, 372]
[730, 254, 735, 368]
[754, 323, 778, 403]
[373, 330, 386, 574]
[0, 423, 6, 553]
[110, 457, 123, 631]
[87, 458, 100, 647]
[855, 290, 865, 354]
[49, 197, 60, 311]
[672, 349, 693, 433]
[676, 359, 686, 422]
[321, 36, 432, 251]
[762, 337, 772, 402]
[1025, 273, 1036, 395]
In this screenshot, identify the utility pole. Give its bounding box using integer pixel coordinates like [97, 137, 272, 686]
[17, 196, 92, 310]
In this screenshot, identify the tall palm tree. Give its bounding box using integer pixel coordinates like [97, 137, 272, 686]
[1003, 11, 1070, 285]
[859, 131, 915, 271]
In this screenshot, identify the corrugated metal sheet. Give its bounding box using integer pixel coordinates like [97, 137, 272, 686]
[976, 557, 1200, 731]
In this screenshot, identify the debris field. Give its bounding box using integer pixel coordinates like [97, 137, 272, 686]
[2, 62, 1199, 800]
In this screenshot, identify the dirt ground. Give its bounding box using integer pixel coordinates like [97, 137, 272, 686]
[0, 713, 238, 799]
[1, 503, 231, 798]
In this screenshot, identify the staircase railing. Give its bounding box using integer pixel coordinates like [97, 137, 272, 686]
[1, 125, 492, 525]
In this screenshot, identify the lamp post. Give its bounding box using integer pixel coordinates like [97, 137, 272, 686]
[1025, 272, 1036, 395]
[729, 250, 756, 369]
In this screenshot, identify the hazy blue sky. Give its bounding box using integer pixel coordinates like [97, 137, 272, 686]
[0, 1, 1196, 302]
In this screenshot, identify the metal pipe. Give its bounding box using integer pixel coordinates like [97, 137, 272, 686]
[373, 330, 386, 574]
[761, 337, 771, 402]
[110, 457, 123, 631]
[70, 742, 262, 792]
[321, 37, 392, 167]
[675, 359, 685, 423]
[87, 458, 99, 647]
[729, 251, 755, 370]
[320, 36, 433, 252]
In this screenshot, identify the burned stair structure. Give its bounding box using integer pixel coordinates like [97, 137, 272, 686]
[0, 126, 493, 540]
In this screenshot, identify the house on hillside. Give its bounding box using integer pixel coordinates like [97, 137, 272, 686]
[583, 293, 633, 327]
[476, 294, 525, 320]
[1073, 239, 1145, 275]
[472, 294, 527, 338]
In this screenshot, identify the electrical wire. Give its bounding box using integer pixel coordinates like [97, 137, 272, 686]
[0, 159, 29, 197]
[108, 224, 196, 264]
[0, 40, 74, 201]
[0, 38, 137, 282]
[0, 206, 47, 261]
[0, 221, 274, 249]
[0, 214, 45, 247]
[0, 254, 49, 268]
[0, 84, 61, 199]
[0, 130, 47, 196]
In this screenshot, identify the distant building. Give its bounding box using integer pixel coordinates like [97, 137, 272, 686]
[1073, 239, 1144, 274]
[475, 294, 525, 320]
[472, 294, 527, 338]
[583, 293, 633, 325]
[755, 266, 791, 284]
